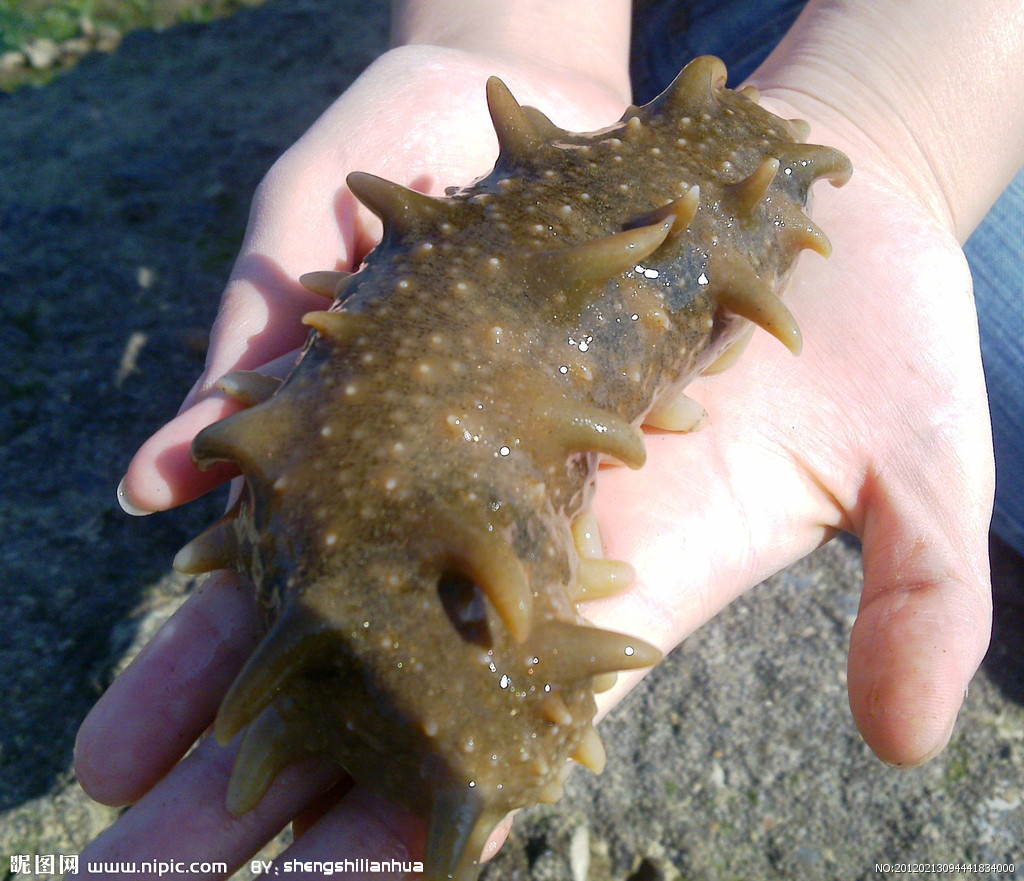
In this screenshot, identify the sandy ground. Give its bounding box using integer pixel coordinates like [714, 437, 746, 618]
[1, 1, 1022, 878]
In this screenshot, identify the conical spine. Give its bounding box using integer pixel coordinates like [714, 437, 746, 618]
[347, 171, 441, 237]
[299, 269, 353, 300]
[643, 390, 707, 431]
[216, 370, 283, 407]
[301, 308, 364, 341]
[657, 55, 727, 113]
[425, 787, 495, 881]
[777, 143, 853, 188]
[773, 199, 833, 257]
[530, 217, 674, 313]
[435, 515, 533, 642]
[628, 186, 700, 245]
[191, 404, 268, 470]
[574, 557, 636, 601]
[226, 700, 307, 815]
[174, 515, 239, 574]
[571, 724, 607, 773]
[709, 257, 803, 355]
[486, 77, 549, 164]
[726, 158, 780, 217]
[527, 621, 662, 686]
[215, 602, 333, 744]
[533, 396, 647, 468]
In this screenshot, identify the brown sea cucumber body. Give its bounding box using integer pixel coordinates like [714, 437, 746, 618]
[173, 56, 850, 880]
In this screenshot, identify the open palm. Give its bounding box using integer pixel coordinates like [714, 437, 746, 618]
[75, 44, 993, 878]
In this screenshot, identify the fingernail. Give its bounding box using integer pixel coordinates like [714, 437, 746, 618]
[117, 476, 151, 516]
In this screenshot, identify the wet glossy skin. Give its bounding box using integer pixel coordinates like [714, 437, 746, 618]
[174, 56, 850, 880]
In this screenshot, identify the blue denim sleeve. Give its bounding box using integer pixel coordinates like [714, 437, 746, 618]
[965, 168, 1024, 556]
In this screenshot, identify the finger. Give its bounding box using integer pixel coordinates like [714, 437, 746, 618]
[118, 349, 302, 514]
[190, 255, 330, 405]
[848, 470, 993, 765]
[118, 396, 242, 514]
[282, 788, 513, 879]
[273, 788, 424, 880]
[72, 732, 344, 880]
[75, 572, 263, 805]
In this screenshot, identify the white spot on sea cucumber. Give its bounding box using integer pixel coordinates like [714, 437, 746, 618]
[320, 425, 333, 438]
[559, 365, 569, 374]
[498, 445, 511, 457]
[697, 272, 709, 286]
[345, 383, 358, 396]
[499, 674, 511, 689]
[273, 476, 288, 491]
[324, 531, 338, 547]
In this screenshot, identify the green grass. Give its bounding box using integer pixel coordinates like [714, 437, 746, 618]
[0, 0, 269, 88]
[0, 0, 265, 51]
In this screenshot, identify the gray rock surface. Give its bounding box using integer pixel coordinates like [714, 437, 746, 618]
[1, 1, 1021, 878]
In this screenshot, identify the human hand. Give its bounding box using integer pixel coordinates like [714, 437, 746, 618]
[77, 38, 996, 881]
[115, 44, 630, 517]
[77, 43, 633, 878]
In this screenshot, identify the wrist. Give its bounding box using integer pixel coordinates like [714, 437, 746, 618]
[389, 0, 632, 104]
[751, 0, 1024, 242]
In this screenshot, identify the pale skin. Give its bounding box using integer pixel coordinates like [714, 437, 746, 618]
[74, 0, 1024, 876]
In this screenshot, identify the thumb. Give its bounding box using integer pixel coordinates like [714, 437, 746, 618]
[847, 467, 993, 766]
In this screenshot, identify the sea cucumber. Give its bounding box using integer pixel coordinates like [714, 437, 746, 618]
[172, 56, 850, 880]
